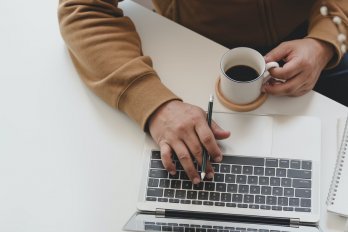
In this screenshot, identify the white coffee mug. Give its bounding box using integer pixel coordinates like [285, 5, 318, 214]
[220, 47, 279, 105]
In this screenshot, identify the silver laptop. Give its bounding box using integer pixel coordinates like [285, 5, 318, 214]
[124, 113, 321, 232]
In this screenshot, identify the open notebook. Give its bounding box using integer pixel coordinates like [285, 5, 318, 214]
[327, 114, 348, 217]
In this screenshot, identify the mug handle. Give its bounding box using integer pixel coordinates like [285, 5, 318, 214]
[262, 61, 280, 84]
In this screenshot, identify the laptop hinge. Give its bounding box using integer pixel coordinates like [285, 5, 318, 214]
[289, 218, 300, 228]
[155, 208, 165, 218]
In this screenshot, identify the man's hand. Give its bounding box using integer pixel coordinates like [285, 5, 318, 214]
[263, 38, 334, 96]
[148, 100, 230, 184]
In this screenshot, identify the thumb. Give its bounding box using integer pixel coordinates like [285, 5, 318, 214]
[265, 43, 290, 63]
[211, 120, 230, 140]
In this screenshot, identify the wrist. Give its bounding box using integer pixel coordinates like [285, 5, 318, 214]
[306, 38, 334, 66]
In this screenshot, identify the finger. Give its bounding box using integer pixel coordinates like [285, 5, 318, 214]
[268, 58, 302, 81]
[264, 72, 306, 96]
[173, 141, 200, 184]
[159, 141, 176, 175]
[204, 160, 215, 180]
[195, 122, 222, 163]
[182, 132, 203, 165]
[211, 120, 231, 140]
[264, 42, 291, 63]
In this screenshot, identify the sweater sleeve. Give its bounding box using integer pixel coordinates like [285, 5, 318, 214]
[58, 0, 181, 130]
[307, 0, 348, 68]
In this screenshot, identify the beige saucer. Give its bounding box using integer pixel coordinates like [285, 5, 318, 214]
[215, 77, 268, 112]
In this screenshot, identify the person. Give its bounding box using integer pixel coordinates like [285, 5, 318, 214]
[58, 0, 348, 184]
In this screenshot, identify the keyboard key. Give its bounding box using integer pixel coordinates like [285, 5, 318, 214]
[278, 197, 288, 206]
[237, 204, 248, 208]
[255, 195, 266, 204]
[265, 168, 275, 176]
[266, 196, 277, 205]
[192, 200, 202, 205]
[225, 174, 236, 183]
[211, 164, 220, 172]
[254, 167, 265, 175]
[214, 173, 225, 182]
[164, 189, 175, 198]
[145, 225, 161, 231]
[301, 198, 311, 207]
[193, 182, 204, 190]
[151, 160, 164, 169]
[146, 197, 157, 201]
[171, 180, 182, 189]
[276, 168, 286, 177]
[149, 169, 168, 178]
[198, 191, 209, 200]
[250, 185, 261, 194]
[272, 187, 283, 196]
[290, 160, 301, 169]
[236, 175, 247, 184]
[222, 156, 264, 166]
[293, 179, 311, 188]
[169, 171, 179, 179]
[175, 190, 186, 199]
[279, 159, 290, 168]
[243, 166, 253, 174]
[283, 207, 294, 211]
[260, 205, 271, 210]
[239, 185, 250, 193]
[209, 192, 220, 201]
[247, 176, 258, 185]
[259, 177, 269, 185]
[182, 181, 192, 189]
[270, 177, 280, 186]
[232, 194, 243, 203]
[147, 188, 163, 197]
[227, 184, 238, 193]
[148, 178, 159, 187]
[175, 161, 184, 171]
[151, 151, 161, 159]
[158, 198, 168, 202]
[180, 200, 191, 204]
[261, 186, 272, 195]
[244, 194, 255, 203]
[295, 189, 311, 198]
[180, 171, 189, 180]
[301, 161, 312, 170]
[226, 203, 237, 207]
[231, 165, 242, 174]
[281, 178, 292, 187]
[249, 204, 260, 209]
[205, 182, 215, 191]
[169, 198, 180, 203]
[284, 188, 294, 197]
[215, 202, 225, 207]
[216, 183, 227, 192]
[203, 201, 213, 206]
[272, 206, 282, 211]
[266, 159, 278, 167]
[288, 169, 312, 179]
[221, 193, 232, 202]
[289, 198, 300, 207]
[220, 164, 231, 173]
[187, 191, 197, 200]
[295, 207, 311, 212]
[159, 179, 170, 188]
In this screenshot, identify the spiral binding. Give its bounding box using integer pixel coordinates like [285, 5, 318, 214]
[327, 115, 348, 205]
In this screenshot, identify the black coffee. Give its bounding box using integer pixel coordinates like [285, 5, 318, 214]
[225, 65, 259, 82]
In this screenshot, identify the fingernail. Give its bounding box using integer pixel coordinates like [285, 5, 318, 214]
[207, 172, 214, 179]
[215, 155, 222, 162]
[170, 171, 176, 176]
[193, 177, 200, 185]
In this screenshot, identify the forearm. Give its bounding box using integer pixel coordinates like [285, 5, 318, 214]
[58, 0, 180, 129]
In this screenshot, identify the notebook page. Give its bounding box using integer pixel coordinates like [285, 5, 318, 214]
[327, 115, 348, 217]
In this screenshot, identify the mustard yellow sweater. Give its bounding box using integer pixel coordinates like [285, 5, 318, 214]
[58, 0, 348, 130]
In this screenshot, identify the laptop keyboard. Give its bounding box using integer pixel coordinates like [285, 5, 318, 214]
[144, 221, 290, 232]
[146, 151, 312, 213]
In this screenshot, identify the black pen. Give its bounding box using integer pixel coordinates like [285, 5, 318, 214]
[201, 94, 214, 180]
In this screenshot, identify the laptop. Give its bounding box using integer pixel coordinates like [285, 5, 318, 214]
[124, 113, 321, 232]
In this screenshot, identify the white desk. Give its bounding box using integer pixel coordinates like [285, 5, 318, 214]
[0, 1, 346, 231]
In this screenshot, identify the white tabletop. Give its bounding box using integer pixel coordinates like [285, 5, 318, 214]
[0, 0, 347, 231]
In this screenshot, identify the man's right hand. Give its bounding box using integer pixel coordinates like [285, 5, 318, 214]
[148, 100, 230, 184]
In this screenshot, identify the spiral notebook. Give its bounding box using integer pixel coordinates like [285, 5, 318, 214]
[327, 114, 348, 217]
